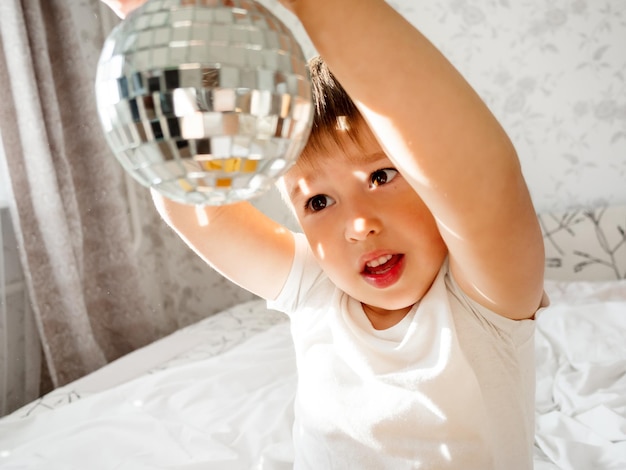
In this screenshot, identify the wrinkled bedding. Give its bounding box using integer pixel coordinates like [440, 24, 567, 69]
[1, 281, 625, 470]
[534, 280, 626, 469]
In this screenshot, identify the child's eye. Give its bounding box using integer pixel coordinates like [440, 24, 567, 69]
[370, 168, 398, 187]
[305, 194, 335, 212]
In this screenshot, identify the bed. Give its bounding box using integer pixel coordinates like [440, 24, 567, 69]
[0, 204, 624, 470]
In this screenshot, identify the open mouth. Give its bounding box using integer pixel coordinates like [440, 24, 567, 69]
[363, 254, 399, 274]
[361, 254, 405, 288]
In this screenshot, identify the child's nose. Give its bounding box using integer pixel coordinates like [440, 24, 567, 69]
[345, 214, 382, 242]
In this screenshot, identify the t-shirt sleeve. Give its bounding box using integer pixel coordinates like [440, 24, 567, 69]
[267, 232, 326, 316]
[445, 267, 543, 346]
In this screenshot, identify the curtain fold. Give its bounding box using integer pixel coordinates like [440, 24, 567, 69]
[0, 0, 159, 388]
[0, 0, 261, 415]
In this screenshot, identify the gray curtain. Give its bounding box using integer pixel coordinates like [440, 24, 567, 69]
[0, 0, 160, 388]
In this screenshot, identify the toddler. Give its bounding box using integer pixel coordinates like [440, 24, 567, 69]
[108, 0, 547, 468]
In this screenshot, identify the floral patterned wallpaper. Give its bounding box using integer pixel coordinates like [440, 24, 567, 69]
[540, 203, 625, 280]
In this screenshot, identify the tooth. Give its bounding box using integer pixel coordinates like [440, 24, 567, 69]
[367, 255, 392, 268]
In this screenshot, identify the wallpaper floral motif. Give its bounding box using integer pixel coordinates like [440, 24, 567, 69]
[540, 203, 626, 280]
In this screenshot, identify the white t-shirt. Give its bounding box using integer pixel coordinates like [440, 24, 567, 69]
[268, 233, 537, 470]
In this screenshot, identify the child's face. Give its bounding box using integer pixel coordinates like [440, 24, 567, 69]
[283, 125, 448, 317]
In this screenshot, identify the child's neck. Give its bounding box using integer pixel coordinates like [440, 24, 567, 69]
[361, 303, 414, 330]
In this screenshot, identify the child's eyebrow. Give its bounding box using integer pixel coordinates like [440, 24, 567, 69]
[343, 150, 389, 166]
[356, 150, 388, 163]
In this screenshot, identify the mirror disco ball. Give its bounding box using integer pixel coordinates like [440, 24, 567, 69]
[95, 0, 313, 205]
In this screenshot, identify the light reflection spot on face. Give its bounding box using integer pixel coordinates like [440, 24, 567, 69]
[297, 178, 311, 197]
[352, 169, 367, 182]
[353, 218, 367, 233]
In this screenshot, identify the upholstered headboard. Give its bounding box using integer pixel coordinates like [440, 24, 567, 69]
[540, 204, 626, 281]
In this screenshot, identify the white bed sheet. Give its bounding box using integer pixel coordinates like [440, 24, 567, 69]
[1, 282, 625, 470]
[0, 304, 294, 470]
[534, 280, 626, 470]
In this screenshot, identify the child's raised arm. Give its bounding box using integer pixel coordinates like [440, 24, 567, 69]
[282, 0, 545, 320]
[152, 193, 296, 302]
